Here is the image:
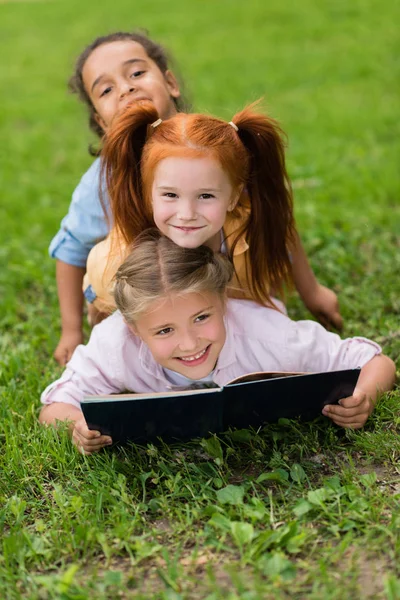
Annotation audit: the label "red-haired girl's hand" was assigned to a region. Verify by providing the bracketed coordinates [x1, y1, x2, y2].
[322, 388, 373, 429]
[72, 418, 113, 454]
[304, 284, 343, 331]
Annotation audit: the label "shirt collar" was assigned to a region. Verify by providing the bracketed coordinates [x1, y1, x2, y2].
[230, 235, 249, 256]
[223, 208, 249, 256]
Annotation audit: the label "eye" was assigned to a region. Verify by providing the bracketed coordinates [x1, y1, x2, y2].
[130, 69, 146, 78]
[199, 193, 215, 200]
[99, 86, 112, 98]
[162, 192, 178, 199]
[155, 327, 173, 336]
[195, 313, 210, 323]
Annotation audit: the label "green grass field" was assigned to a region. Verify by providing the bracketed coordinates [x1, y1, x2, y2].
[1, 0, 399, 598]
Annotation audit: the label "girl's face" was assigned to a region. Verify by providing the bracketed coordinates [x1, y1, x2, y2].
[82, 40, 181, 132]
[130, 291, 226, 380]
[151, 157, 240, 251]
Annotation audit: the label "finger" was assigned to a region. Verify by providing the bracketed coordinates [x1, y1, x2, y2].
[322, 404, 366, 418]
[317, 310, 343, 332]
[338, 395, 365, 408]
[316, 314, 332, 331]
[318, 311, 342, 332]
[73, 436, 112, 453]
[76, 433, 112, 447]
[73, 422, 112, 444]
[82, 441, 112, 453]
[75, 443, 100, 455]
[62, 347, 70, 365]
[330, 312, 343, 332]
[329, 416, 366, 429]
[78, 430, 104, 441]
[54, 349, 67, 366]
[323, 408, 369, 424]
[75, 424, 104, 440]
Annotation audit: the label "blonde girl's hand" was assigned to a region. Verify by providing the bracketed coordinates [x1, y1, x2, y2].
[322, 388, 373, 429]
[304, 284, 343, 332]
[72, 417, 113, 454]
[54, 329, 83, 366]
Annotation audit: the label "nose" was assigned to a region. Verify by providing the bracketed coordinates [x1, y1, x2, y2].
[177, 328, 198, 353]
[119, 81, 135, 99]
[177, 200, 197, 221]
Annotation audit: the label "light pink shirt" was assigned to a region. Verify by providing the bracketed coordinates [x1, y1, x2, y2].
[41, 300, 381, 409]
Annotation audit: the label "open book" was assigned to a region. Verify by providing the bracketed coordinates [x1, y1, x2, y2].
[81, 368, 360, 443]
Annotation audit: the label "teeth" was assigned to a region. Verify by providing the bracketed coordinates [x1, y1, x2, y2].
[179, 348, 207, 362]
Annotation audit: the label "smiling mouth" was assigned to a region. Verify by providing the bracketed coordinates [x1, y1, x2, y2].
[175, 345, 211, 365]
[172, 226, 206, 232]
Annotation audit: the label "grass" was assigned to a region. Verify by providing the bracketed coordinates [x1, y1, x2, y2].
[0, 0, 399, 597]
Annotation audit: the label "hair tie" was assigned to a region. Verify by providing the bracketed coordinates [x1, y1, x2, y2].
[229, 121, 238, 132]
[151, 118, 162, 128]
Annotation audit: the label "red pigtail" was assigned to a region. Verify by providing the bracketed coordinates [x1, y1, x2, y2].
[101, 101, 159, 245]
[232, 102, 296, 302]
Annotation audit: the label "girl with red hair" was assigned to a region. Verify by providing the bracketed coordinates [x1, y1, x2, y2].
[84, 100, 341, 326]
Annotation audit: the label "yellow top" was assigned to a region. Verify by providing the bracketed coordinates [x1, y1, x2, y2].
[84, 206, 263, 314]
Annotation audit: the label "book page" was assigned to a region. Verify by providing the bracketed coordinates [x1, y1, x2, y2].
[226, 371, 306, 386]
[83, 386, 222, 404]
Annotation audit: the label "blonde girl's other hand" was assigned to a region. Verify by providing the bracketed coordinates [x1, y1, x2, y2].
[72, 417, 113, 454]
[54, 330, 84, 366]
[305, 284, 343, 332]
[322, 388, 373, 429]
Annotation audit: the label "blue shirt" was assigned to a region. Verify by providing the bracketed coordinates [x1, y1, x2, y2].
[48, 158, 111, 268]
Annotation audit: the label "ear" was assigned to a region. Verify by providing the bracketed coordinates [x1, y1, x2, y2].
[94, 111, 108, 133]
[164, 70, 181, 99]
[228, 185, 244, 211]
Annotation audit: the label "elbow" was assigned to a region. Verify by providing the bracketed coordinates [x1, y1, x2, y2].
[375, 354, 397, 391]
[39, 404, 53, 425]
[384, 355, 397, 387]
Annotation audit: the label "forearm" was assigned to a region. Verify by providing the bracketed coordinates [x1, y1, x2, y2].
[40, 403, 110, 453]
[290, 231, 319, 300]
[289, 231, 343, 330]
[357, 355, 396, 406]
[56, 260, 86, 332]
[39, 402, 83, 432]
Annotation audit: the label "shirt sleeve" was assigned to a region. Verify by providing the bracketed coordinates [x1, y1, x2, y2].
[40, 322, 123, 408]
[48, 158, 111, 268]
[284, 319, 382, 373]
[84, 233, 126, 313]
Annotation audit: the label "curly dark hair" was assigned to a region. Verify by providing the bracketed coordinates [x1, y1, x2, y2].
[68, 30, 189, 152]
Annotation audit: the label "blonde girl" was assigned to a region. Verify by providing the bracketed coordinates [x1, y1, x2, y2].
[41, 232, 394, 455]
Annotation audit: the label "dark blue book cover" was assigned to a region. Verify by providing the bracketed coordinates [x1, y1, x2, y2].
[81, 369, 360, 443]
